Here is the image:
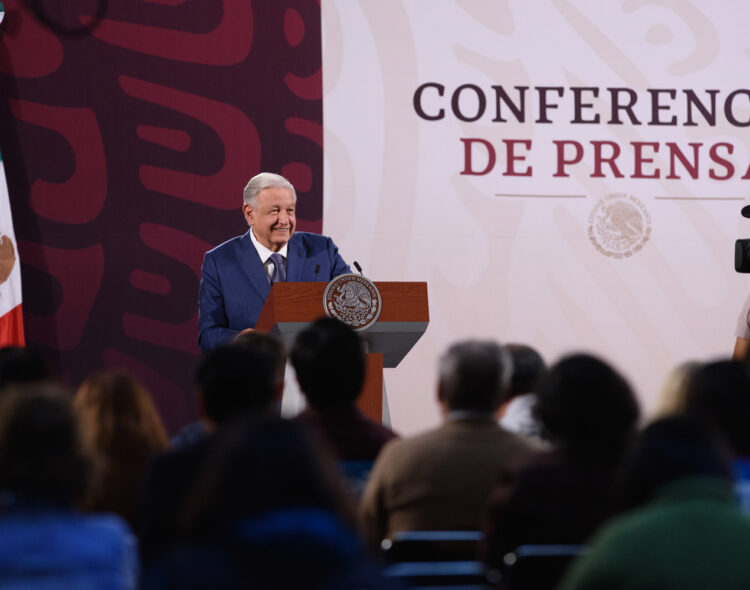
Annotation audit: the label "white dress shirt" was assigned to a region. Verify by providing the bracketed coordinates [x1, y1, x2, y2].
[249, 227, 289, 283]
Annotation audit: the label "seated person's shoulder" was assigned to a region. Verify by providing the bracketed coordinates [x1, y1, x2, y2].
[376, 426, 443, 460]
[498, 424, 545, 453]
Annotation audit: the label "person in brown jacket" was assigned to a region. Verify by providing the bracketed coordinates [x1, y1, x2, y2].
[359, 340, 535, 549]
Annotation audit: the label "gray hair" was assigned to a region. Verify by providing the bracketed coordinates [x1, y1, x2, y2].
[438, 340, 513, 412]
[242, 172, 297, 207]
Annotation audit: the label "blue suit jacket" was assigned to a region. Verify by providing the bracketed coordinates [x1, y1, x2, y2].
[198, 230, 351, 352]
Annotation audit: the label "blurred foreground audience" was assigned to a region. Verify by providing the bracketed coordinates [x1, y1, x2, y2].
[497, 343, 546, 441]
[143, 416, 401, 589]
[138, 344, 279, 564]
[233, 330, 287, 400]
[171, 332, 286, 447]
[359, 340, 535, 549]
[560, 416, 750, 590]
[682, 360, 750, 512]
[483, 353, 640, 575]
[74, 370, 168, 528]
[0, 383, 137, 589]
[0, 346, 53, 392]
[8, 336, 750, 590]
[291, 318, 397, 496]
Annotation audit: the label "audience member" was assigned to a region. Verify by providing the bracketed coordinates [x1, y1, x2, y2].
[0, 382, 137, 588]
[0, 346, 53, 392]
[291, 317, 397, 463]
[483, 353, 640, 576]
[559, 416, 750, 590]
[359, 340, 535, 549]
[497, 343, 546, 440]
[138, 345, 278, 564]
[682, 360, 750, 512]
[655, 359, 701, 417]
[171, 331, 287, 447]
[195, 342, 279, 425]
[233, 330, 287, 393]
[74, 369, 169, 527]
[143, 416, 400, 589]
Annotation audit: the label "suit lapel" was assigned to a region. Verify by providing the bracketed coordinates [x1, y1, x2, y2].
[286, 234, 305, 282]
[239, 231, 271, 300]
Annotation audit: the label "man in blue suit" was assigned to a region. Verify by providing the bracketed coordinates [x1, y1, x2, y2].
[198, 172, 351, 353]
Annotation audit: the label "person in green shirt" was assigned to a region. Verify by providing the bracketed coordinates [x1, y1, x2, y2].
[560, 416, 750, 590]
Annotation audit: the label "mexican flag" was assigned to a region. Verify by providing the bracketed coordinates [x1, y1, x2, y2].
[0, 149, 24, 347]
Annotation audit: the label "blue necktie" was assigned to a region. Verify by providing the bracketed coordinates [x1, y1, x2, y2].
[269, 252, 286, 283]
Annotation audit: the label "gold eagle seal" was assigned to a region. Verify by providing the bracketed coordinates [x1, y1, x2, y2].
[0, 234, 15, 286]
[323, 273, 382, 331]
[588, 194, 651, 259]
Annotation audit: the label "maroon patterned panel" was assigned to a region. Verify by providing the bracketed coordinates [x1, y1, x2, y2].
[9, 99, 108, 223]
[0, 0, 323, 432]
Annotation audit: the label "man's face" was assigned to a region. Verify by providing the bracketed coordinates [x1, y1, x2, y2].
[243, 187, 296, 252]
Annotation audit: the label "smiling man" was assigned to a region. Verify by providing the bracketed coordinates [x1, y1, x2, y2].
[198, 172, 351, 352]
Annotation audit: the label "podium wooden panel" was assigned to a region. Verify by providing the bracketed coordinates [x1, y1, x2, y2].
[255, 281, 429, 422]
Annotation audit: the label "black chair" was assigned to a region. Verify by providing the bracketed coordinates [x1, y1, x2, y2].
[494, 544, 588, 590]
[381, 530, 490, 589]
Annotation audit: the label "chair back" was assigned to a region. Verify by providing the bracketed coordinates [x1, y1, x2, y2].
[381, 530, 489, 589]
[496, 544, 588, 590]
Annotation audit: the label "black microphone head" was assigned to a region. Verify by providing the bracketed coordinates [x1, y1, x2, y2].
[353, 261, 363, 275]
[742, 205, 750, 218]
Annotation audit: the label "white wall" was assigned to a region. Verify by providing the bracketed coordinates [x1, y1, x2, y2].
[322, 1, 750, 434]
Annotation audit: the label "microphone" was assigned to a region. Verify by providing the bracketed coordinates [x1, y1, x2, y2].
[313, 264, 320, 282]
[353, 261, 364, 276]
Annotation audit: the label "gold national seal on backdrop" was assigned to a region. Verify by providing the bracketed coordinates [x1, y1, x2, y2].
[588, 193, 651, 259]
[0, 234, 15, 286]
[323, 273, 382, 331]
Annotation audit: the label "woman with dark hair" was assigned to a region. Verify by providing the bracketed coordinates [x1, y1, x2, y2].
[143, 416, 400, 589]
[0, 382, 137, 588]
[482, 353, 640, 584]
[74, 369, 168, 527]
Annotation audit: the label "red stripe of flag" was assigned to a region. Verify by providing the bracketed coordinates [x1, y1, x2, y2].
[0, 303, 25, 347]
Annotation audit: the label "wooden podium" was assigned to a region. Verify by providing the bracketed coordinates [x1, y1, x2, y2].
[255, 281, 429, 422]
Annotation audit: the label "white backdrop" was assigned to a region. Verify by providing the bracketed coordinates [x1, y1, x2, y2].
[321, 0, 750, 434]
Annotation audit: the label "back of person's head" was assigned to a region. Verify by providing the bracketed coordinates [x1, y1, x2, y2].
[180, 416, 353, 536]
[0, 382, 90, 506]
[195, 345, 276, 425]
[233, 331, 287, 387]
[74, 369, 168, 455]
[618, 416, 732, 508]
[683, 360, 750, 457]
[438, 340, 511, 413]
[505, 343, 546, 400]
[0, 346, 53, 392]
[290, 317, 365, 411]
[534, 353, 639, 464]
[150, 417, 386, 590]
